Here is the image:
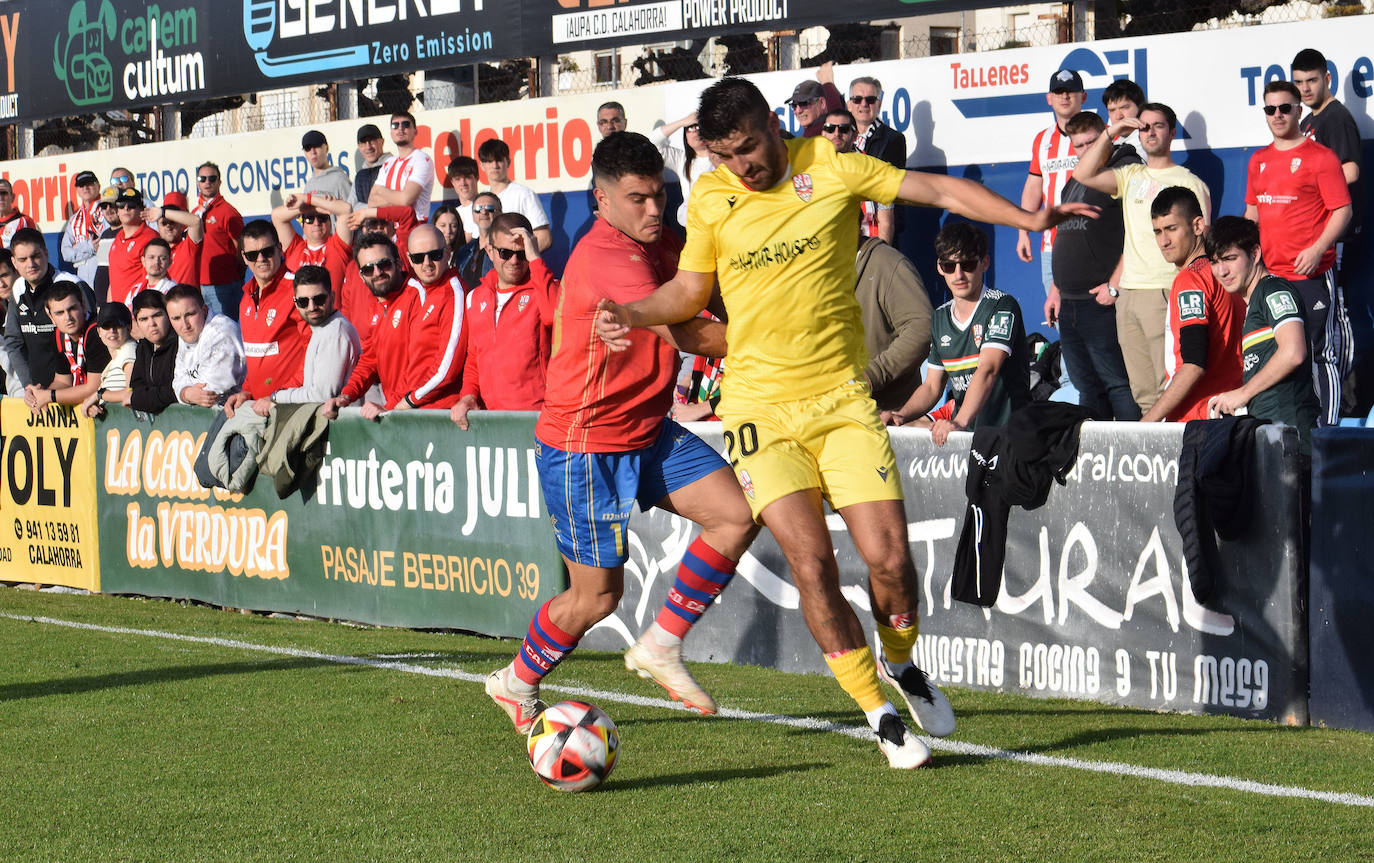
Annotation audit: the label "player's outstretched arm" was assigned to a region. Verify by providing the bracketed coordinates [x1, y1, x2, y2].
[896, 171, 1099, 234]
[658, 317, 727, 358]
[595, 269, 715, 351]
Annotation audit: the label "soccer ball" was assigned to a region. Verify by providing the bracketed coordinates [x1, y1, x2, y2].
[526, 701, 620, 792]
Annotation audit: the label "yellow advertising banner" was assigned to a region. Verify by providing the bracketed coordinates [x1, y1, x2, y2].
[0, 398, 99, 591]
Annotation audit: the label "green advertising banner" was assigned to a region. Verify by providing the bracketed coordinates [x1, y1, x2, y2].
[95, 405, 565, 636]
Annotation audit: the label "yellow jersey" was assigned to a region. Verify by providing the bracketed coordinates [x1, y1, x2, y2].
[679, 136, 905, 406]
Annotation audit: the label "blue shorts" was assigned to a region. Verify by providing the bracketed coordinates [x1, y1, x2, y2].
[536, 418, 726, 567]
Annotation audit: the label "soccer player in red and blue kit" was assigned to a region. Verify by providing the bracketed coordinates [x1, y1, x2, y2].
[485, 132, 758, 733]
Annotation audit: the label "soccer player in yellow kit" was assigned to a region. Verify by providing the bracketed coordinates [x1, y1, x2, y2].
[599, 78, 1094, 768]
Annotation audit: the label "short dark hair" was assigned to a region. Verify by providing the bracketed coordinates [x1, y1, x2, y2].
[131, 290, 168, 314]
[1264, 80, 1301, 101]
[934, 222, 988, 262]
[392, 110, 417, 125]
[825, 109, 857, 127]
[491, 212, 534, 237]
[238, 219, 276, 251]
[9, 227, 46, 255]
[44, 281, 85, 308]
[446, 156, 478, 179]
[1291, 48, 1328, 75]
[196, 161, 219, 176]
[164, 284, 205, 307]
[294, 265, 331, 292]
[477, 139, 510, 163]
[1102, 79, 1145, 110]
[1204, 216, 1262, 259]
[592, 131, 664, 187]
[1150, 186, 1204, 222]
[144, 237, 172, 255]
[597, 101, 625, 115]
[1139, 102, 1177, 132]
[354, 232, 398, 263]
[697, 77, 772, 142]
[0, 248, 11, 269]
[1065, 111, 1106, 136]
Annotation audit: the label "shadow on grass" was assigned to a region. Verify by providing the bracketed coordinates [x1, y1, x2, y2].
[623, 761, 829, 790]
[0, 657, 338, 701]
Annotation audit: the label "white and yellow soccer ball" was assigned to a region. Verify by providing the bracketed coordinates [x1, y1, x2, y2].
[526, 700, 620, 792]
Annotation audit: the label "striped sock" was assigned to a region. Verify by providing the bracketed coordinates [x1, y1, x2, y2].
[513, 600, 577, 686]
[876, 611, 919, 667]
[653, 538, 737, 641]
[824, 646, 888, 713]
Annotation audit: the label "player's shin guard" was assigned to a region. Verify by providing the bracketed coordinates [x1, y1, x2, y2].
[824, 646, 888, 713]
[513, 600, 577, 687]
[654, 537, 737, 640]
[876, 611, 919, 666]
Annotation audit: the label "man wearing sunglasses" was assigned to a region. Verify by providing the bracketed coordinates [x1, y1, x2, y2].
[886, 222, 1029, 439]
[248, 265, 360, 416]
[107, 189, 159, 308]
[455, 191, 500, 287]
[322, 234, 414, 419]
[785, 61, 842, 138]
[193, 161, 246, 322]
[272, 192, 356, 292]
[391, 224, 468, 414]
[222, 221, 311, 416]
[1245, 79, 1352, 426]
[368, 111, 434, 224]
[849, 76, 907, 244]
[0, 178, 36, 248]
[451, 216, 558, 430]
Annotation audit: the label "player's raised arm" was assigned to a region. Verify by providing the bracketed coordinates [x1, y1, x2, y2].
[896, 171, 1099, 234]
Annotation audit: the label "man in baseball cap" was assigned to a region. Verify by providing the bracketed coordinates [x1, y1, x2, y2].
[61, 171, 105, 285]
[786, 61, 843, 138]
[302, 130, 357, 207]
[354, 123, 389, 205]
[1016, 68, 1088, 299]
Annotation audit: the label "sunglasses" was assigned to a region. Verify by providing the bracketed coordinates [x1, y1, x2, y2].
[937, 258, 981, 274]
[1263, 103, 1298, 116]
[116, 202, 140, 210]
[849, 95, 879, 105]
[391, 120, 414, 129]
[823, 123, 854, 134]
[408, 248, 446, 265]
[111, 175, 133, 184]
[197, 174, 218, 182]
[791, 98, 818, 108]
[358, 258, 396, 276]
[299, 213, 327, 224]
[242, 246, 278, 262]
[494, 247, 526, 262]
[473, 204, 497, 214]
[294, 293, 330, 309]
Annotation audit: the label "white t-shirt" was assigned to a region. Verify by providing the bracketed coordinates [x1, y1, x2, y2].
[496, 183, 549, 230]
[379, 149, 436, 221]
[100, 340, 138, 391]
[457, 202, 476, 239]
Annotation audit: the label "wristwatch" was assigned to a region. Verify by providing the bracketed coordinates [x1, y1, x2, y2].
[1107, 285, 1120, 298]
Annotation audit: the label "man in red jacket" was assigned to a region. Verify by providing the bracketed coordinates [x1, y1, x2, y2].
[223, 220, 308, 414]
[107, 189, 158, 307]
[321, 233, 417, 419]
[397, 224, 468, 412]
[194, 162, 246, 321]
[450, 215, 559, 429]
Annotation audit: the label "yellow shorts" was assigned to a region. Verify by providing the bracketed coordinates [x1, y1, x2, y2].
[721, 379, 902, 520]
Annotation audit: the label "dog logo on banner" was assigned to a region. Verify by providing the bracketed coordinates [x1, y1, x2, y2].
[792, 173, 813, 202]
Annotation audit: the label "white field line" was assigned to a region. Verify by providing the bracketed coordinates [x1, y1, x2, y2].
[6, 612, 1373, 809]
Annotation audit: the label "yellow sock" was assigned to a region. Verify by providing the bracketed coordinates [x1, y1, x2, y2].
[824, 646, 887, 712]
[876, 613, 919, 665]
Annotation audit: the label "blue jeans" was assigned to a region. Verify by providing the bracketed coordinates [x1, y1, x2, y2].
[201, 281, 243, 322]
[1040, 249, 1054, 294]
[1058, 295, 1140, 421]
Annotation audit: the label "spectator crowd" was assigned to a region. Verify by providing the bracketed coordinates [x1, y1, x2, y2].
[0, 48, 1363, 455]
